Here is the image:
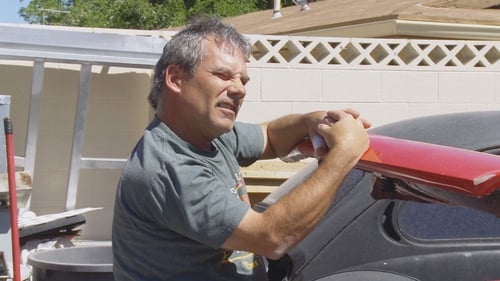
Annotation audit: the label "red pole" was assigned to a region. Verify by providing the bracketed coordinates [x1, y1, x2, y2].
[4, 118, 21, 281]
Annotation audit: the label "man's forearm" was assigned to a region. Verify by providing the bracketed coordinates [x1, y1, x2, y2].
[263, 113, 321, 159]
[224, 110, 370, 259]
[259, 144, 359, 258]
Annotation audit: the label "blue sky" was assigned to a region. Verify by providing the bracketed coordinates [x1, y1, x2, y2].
[0, 1, 31, 23]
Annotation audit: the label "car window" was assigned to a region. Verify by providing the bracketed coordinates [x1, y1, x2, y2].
[397, 201, 500, 240]
[329, 169, 366, 208]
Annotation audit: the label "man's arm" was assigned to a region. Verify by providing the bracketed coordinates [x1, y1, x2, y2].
[222, 109, 370, 259]
[259, 109, 370, 160]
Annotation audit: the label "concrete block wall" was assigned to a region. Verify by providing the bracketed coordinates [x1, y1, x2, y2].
[238, 68, 500, 127]
[238, 36, 500, 126]
[0, 29, 498, 240]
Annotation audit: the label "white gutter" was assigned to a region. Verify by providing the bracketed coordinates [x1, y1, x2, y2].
[395, 19, 500, 41]
[291, 19, 500, 41]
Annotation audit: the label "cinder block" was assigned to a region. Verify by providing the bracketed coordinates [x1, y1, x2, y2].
[409, 103, 467, 119]
[466, 104, 500, 112]
[289, 102, 410, 127]
[493, 73, 500, 103]
[439, 72, 495, 103]
[381, 71, 438, 102]
[322, 70, 381, 102]
[245, 68, 261, 102]
[261, 69, 322, 101]
[356, 103, 410, 127]
[238, 101, 292, 123]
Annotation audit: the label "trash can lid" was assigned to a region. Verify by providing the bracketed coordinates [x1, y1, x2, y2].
[27, 246, 112, 272]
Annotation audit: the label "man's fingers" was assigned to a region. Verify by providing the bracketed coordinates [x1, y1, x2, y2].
[325, 109, 371, 129]
[324, 110, 351, 122]
[359, 117, 372, 129]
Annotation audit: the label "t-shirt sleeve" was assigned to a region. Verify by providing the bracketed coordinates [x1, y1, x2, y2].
[222, 122, 265, 167]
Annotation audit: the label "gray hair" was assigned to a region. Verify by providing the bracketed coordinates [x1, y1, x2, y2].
[148, 16, 252, 109]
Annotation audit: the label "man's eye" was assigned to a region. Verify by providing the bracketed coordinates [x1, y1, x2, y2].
[214, 72, 229, 80]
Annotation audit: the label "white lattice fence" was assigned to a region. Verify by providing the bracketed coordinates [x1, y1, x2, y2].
[245, 35, 500, 70]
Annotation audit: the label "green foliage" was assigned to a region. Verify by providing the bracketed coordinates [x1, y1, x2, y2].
[18, 0, 302, 28]
[20, 0, 186, 28]
[19, 0, 71, 25]
[185, 0, 258, 20]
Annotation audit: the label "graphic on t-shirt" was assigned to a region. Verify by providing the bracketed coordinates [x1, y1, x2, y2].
[231, 171, 247, 199]
[229, 250, 264, 273]
[222, 171, 267, 277]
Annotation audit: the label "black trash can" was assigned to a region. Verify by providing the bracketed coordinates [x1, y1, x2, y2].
[27, 246, 113, 281]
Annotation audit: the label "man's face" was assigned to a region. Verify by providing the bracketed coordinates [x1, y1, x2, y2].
[180, 37, 249, 140]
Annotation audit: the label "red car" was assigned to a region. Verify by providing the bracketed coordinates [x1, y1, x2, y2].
[259, 110, 500, 281]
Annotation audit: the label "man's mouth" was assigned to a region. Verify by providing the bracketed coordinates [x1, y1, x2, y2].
[218, 102, 238, 115]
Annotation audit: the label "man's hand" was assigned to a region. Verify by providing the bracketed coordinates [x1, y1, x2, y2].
[310, 109, 371, 160]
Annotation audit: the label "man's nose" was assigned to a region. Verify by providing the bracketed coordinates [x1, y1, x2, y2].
[228, 79, 246, 97]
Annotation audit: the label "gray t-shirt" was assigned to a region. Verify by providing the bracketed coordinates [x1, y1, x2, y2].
[112, 117, 267, 281]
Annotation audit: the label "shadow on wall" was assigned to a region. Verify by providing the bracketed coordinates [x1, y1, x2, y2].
[0, 63, 153, 240]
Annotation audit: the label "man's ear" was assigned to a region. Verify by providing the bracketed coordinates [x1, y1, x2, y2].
[165, 64, 184, 94]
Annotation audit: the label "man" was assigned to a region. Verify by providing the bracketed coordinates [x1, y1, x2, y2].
[112, 16, 370, 281]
